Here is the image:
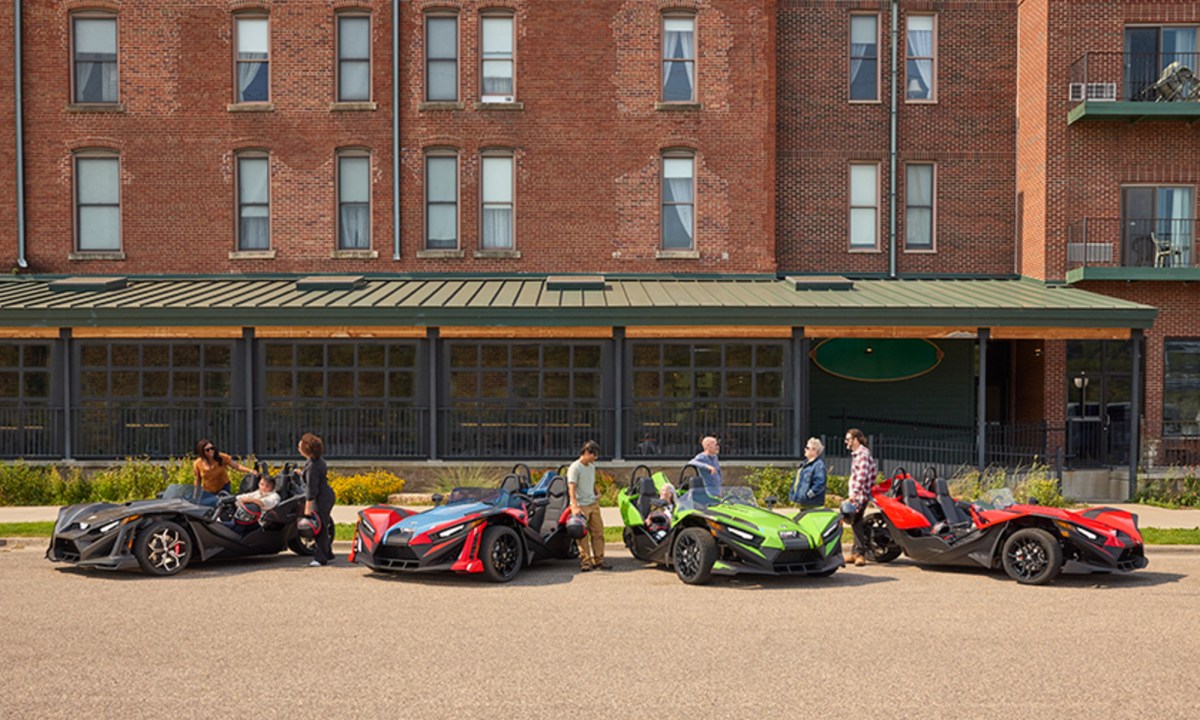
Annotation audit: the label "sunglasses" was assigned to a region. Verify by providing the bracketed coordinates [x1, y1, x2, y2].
[204, 446, 215, 452]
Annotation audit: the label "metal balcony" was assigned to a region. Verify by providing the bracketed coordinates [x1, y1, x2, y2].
[1067, 52, 1200, 124]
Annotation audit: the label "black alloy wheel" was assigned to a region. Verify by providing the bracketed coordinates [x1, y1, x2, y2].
[481, 525, 523, 583]
[673, 526, 717, 585]
[1001, 528, 1063, 585]
[864, 514, 902, 563]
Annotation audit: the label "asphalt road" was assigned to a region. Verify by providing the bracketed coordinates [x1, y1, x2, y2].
[1, 542, 1198, 720]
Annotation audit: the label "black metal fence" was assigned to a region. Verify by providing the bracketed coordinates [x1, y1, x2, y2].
[439, 405, 612, 459]
[1067, 217, 1198, 271]
[625, 405, 793, 458]
[0, 405, 63, 458]
[256, 405, 428, 459]
[1069, 51, 1200, 102]
[819, 422, 1050, 479]
[72, 406, 245, 459]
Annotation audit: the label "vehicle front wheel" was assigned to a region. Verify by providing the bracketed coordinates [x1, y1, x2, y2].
[288, 534, 316, 557]
[1001, 528, 1063, 585]
[481, 525, 523, 583]
[134, 520, 192, 576]
[863, 514, 902, 563]
[673, 527, 717, 585]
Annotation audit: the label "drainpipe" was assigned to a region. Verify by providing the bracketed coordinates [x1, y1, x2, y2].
[392, 0, 400, 261]
[15, 0, 28, 269]
[888, 0, 898, 278]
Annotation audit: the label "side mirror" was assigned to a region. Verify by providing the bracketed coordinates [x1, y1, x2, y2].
[765, 495, 778, 510]
[431, 493, 444, 507]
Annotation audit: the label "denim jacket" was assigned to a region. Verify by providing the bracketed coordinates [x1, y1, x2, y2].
[789, 457, 827, 507]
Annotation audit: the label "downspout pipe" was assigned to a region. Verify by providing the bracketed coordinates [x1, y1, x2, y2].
[15, 0, 28, 268]
[392, 0, 400, 261]
[888, 0, 898, 279]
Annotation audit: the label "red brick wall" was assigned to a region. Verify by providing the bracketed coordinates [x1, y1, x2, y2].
[777, 1, 1016, 276]
[1016, 0, 1048, 279]
[0, 3, 16, 268]
[19, 0, 776, 275]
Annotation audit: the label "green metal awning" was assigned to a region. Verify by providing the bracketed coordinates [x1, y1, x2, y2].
[0, 275, 1156, 330]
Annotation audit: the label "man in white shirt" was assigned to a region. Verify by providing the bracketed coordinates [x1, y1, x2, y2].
[567, 440, 608, 572]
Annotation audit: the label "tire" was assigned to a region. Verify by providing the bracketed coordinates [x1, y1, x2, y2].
[1001, 528, 1063, 585]
[863, 513, 902, 563]
[133, 520, 192, 576]
[480, 525, 524, 583]
[288, 534, 316, 557]
[673, 526, 717, 585]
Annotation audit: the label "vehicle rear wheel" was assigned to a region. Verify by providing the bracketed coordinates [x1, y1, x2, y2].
[673, 527, 717, 585]
[134, 520, 192, 576]
[288, 534, 316, 556]
[481, 525, 523, 583]
[863, 514, 902, 563]
[1001, 528, 1063, 585]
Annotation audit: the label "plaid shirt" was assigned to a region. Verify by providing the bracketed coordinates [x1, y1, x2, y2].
[848, 445, 877, 510]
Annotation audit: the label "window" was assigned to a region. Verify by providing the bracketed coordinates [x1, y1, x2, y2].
[235, 16, 269, 103]
[662, 15, 695, 102]
[426, 14, 458, 101]
[480, 15, 514, 102]
[1121, 186, 1194, 267]
[905, 164, 935, 250]
[237, 154, 270, 250]
[337, 152, 370, 250]
[1164, 340, 1200, 437]
[0, 343, 57, 458]
[425, 152, 458, 249]
[849, 163, 878, 249]
[481, 154, 514, 249]
[71, 14, 117, 103]
[849, 15, 878, 101]
[75, 153, 120, 252]
[1125, 26, 1198, 101]
[662, 155, 695, 250]
[905, 15, 936, 101]
[336, 14, 371, 102]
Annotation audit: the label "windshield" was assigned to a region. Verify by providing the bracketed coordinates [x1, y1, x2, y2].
[162, 484, 206, 503]
[676, 485, 757, 512]
[976, 488, 1016, 511]
[445, 486, 510, 506]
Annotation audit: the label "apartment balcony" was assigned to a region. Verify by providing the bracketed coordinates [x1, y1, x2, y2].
[1065, 218, 1200, 282]
[1067, 52, 1200, 124]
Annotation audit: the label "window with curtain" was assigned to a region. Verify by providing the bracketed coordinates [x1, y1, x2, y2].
[72, 15, 118, 103]
[849, 164, 878, 249]
[905, 164, 934, 249]
[237, 155, 270, 250]
[425, 153, 458, 249]
[337, 15, 370, 102]
[426, 15, 458, 101]
[1121, 186, 1194, 267]
[235, 17, 269, 103]
[662, 156, 695, 250]
[906, 15, 936, 101]
[481, 15, 514, 101]
[337, 154, 370, 250]
[481, 155, 514, 249]
[75, 155, 121, 251]
[850, 15, 878, 101]
[662, 16, 695, 102]
[1164, 340, 1200, 437]
[1124, 26, 1198, 101]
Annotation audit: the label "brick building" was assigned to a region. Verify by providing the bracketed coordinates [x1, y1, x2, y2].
[2, 1, 1190, 496]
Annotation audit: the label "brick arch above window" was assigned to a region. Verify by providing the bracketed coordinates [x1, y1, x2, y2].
[64, 2, 120, 13]
[67, 137, 124, 152]
[657, 2, 700, 15]
[230, 2, 271, 13]
[332, 1, 373, 11]
[417, 2, 463, 13]
[421, 138, 465, 150]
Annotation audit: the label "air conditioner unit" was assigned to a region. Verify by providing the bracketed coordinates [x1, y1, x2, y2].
[1068, 82, 1117, 102]
[481, 95, 515, 104]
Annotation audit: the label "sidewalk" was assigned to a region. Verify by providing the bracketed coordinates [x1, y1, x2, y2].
[5, 503, 1199, 528]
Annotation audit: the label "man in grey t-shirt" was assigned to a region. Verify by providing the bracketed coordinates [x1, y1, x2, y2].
[568, 440, 608, 571]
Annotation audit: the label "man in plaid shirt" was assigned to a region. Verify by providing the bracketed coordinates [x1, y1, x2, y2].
[844, 428, 877, 566]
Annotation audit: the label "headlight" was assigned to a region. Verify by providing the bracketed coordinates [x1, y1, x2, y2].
[821, 522, 841, 540]
[99, 520, 121, 533]
[436, 523, 468, 540]
[358, 518, 376, 538]
[725, 526, 755, 542]
[1076, 526, 1101, 542]
[779, 530, 799, 540]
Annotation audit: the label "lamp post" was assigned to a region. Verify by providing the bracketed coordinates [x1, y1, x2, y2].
[1073, 372, 1090, 417]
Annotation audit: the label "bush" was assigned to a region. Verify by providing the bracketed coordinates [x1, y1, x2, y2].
[825, 474, 849, 501]
[1135, 474, 1200, 508]
[329, 469, 406, 505]
[0, 461, 57, 505]
[433, 464, 495, 493]
[533, 465, 620, 506]
[948, 464, 1067, 507]
[744, 466, 796, 507]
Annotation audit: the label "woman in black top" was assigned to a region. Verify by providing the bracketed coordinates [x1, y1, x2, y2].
[297, 432, 336, 566]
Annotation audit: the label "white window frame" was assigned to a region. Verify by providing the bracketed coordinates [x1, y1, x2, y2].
[480, 151, 515, 250]
[233, 15, 271, 104]
[849, 14, 880, 103]
[905, 14, 937, 103]
[661, 152, 696, 250]
[849, 162, 880, 251]
[425, 150, 459, 250]
[904, 163, 936, 252]
[236, 152, 271, 251]
[336, 13, 372, 102]
[662, 13, 697, 103]
[70, 12, 119, 105]
[336, 150, 371, 251]
[74, 151, 122, 252]
[425, 13, 459, 102]
[480, 13, 516, 103]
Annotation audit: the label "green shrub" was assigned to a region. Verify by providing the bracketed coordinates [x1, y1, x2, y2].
[1135, 474, 1200, 508]
[826, 474, 849, 501]
[948, 464, 1067, 507]
[328, 469, 406, 505]
[0, 461, 57, 505]
[533, 465, 621, 506]
[434, 464, 496, 492]
[744, 465, 796, 507]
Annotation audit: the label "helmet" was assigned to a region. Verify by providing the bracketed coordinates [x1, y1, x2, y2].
[566, 513, 587, 540]
[645, 510, 671, 534]
[233, 503, 262, 526]
[297, 514, 323, 540]
[840, 500, 859, 518]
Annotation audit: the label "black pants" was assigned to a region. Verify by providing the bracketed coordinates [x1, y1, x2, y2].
[314, 502, 335, 564]
[850, 506, 869, 557]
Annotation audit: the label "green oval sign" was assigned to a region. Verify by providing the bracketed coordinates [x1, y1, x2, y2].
[811, 339, 944, 382]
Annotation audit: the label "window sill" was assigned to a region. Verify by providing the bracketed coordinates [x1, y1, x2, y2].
[905, 99, 938, 105]
[229, 250, 276, 260]
[655, 250, 700, 260]
[68, 251, 125, 261]
[419, 101, 465, 112]
[848, 247, 882, 254]
[331, 249, 379, 259]
[473, 101, 525, 111]
[330, 101, 378, 112]
[903, 247, 936, 254]
[227, 103, 275, 113]
[473, 249, 521, 259]
[654, 102, 702, 112]
[848, 100, 882, 105]
[416, 249, 465, 259]
[65, 103, 125, 114]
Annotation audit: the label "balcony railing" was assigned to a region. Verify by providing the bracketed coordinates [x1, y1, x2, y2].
[440, 404, 612, 459]
[0, 405, 64, 458]
[72, 405, 246, 459]
[257, 405, 428, 459]
[625, 405, 794, 459]
[1070, 51, 1200, 103]
[1067, 218, 1198, 273]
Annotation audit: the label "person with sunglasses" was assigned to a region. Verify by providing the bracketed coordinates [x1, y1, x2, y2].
[192, 438, 254, 506]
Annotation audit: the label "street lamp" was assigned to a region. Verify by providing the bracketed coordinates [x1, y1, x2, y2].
[1073, 372, 1090, 417]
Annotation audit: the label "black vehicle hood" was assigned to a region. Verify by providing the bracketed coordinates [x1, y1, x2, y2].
[56, 498, 204, 530]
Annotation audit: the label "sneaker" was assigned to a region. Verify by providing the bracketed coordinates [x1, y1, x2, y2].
[579, 564, 594, 573]
[309, 560, 322, 567]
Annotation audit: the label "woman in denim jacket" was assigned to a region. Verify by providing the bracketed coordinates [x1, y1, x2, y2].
[790, 437, 827, 508]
